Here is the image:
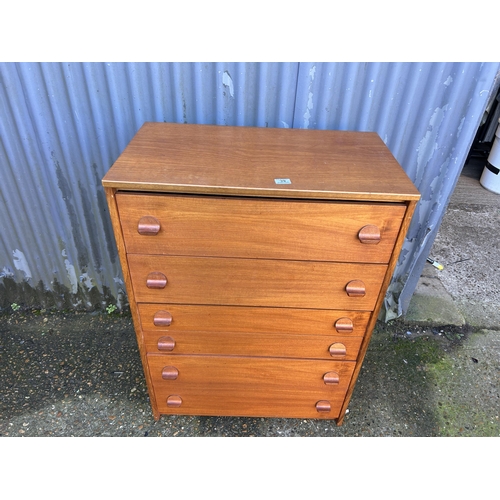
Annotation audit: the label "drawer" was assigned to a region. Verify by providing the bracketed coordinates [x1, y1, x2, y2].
[148, 355, 356, 419]
[116, 193, 406, 263]
[137, 304, 371, 336]
[143, 330, 363, 360]
[128, 255, 387, 310]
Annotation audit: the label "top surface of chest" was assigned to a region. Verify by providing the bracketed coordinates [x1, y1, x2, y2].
[102, 122, 420, 202]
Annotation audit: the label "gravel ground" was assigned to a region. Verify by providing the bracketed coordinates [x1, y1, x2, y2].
[1, 309, 499, 438]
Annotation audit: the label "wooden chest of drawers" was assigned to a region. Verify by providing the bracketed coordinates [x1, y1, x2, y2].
[102, 122, 420, 424]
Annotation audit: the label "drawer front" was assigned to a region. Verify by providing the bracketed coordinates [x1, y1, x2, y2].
[148, 355, 356, 419]
[143, 330, 363, 360]
[128, 255, 387, 310]
[138, 304, 371, 336]
[116, 193, 405, 263]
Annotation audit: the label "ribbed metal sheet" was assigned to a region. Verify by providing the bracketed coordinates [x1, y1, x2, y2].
[1, 62, 499, 316]
[0, 62, 300, 310]
[292, 62, 500, 318]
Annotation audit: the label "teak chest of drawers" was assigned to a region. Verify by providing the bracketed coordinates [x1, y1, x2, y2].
[102, 122, 420, 425]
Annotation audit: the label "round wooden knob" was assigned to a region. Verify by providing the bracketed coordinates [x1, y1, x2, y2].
[154, 310, 173, 327]
[329, 342, 347, 357]
[323, 371, 340, 385]
[345, 280, 366, 297]
[334, 317, 353, 333]
[137, 216, 161, 235]
[316, 400, 331, 412]
[162, 366, 179, 380]
[166, 395, 182, 408]
[147, 271, 167, 289]
[358, 224, 381, 244]
[157, 336, 175, 351]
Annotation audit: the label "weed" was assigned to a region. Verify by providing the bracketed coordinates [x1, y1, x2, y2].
[106, 304, 118, 315]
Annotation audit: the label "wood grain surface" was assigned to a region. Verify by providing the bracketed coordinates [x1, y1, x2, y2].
[148, 354, 355, 419]
[116, 193, 406, 263]
[128, 255, 387, 310]
[142, 329, 363, 360]
[137, 303, 371, 336]
[102, 123, 421, 422]
[103, 122, 420, 201]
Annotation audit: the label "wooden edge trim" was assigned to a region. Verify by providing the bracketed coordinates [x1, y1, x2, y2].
[102, 180, 421, 203]
[336, 199, 419, 426]
[104, 186, 161, 420]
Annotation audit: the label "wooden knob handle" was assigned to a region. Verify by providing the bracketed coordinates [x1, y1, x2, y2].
[162, 366, 179, 380]
[138, 216, 160, 235]
[346, 280, 366, 297]
[166, 395, 182, 408]
[334, 317, 353, 333]
[358, 224, 381, 244]
[154, 310, 173, 327]
[157, 336, 175, 351]
[329, 342, 347, 357]
[323, 371, 340, 385]
[147, 271, 167, 289]
[316, 400, 331, 412]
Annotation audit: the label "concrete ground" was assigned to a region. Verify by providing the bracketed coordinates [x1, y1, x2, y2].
[0, 158, 498, 438]
[405, 157, 500, 329]
[401, 157, 500, 438]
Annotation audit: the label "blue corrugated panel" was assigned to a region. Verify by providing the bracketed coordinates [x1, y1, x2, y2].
[0, 62, 300, 310]
[1, 61, 499, 316]
[292, 62, 500, 318]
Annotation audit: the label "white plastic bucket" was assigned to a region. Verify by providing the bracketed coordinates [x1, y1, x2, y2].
[480, 162, 500, 194]
[488, 118, 500, 167]
[480, 118, 500, 194]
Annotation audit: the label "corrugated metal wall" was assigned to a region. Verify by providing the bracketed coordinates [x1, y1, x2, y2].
[292, 62, 500, 318]
[1, 62, 499, 316]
